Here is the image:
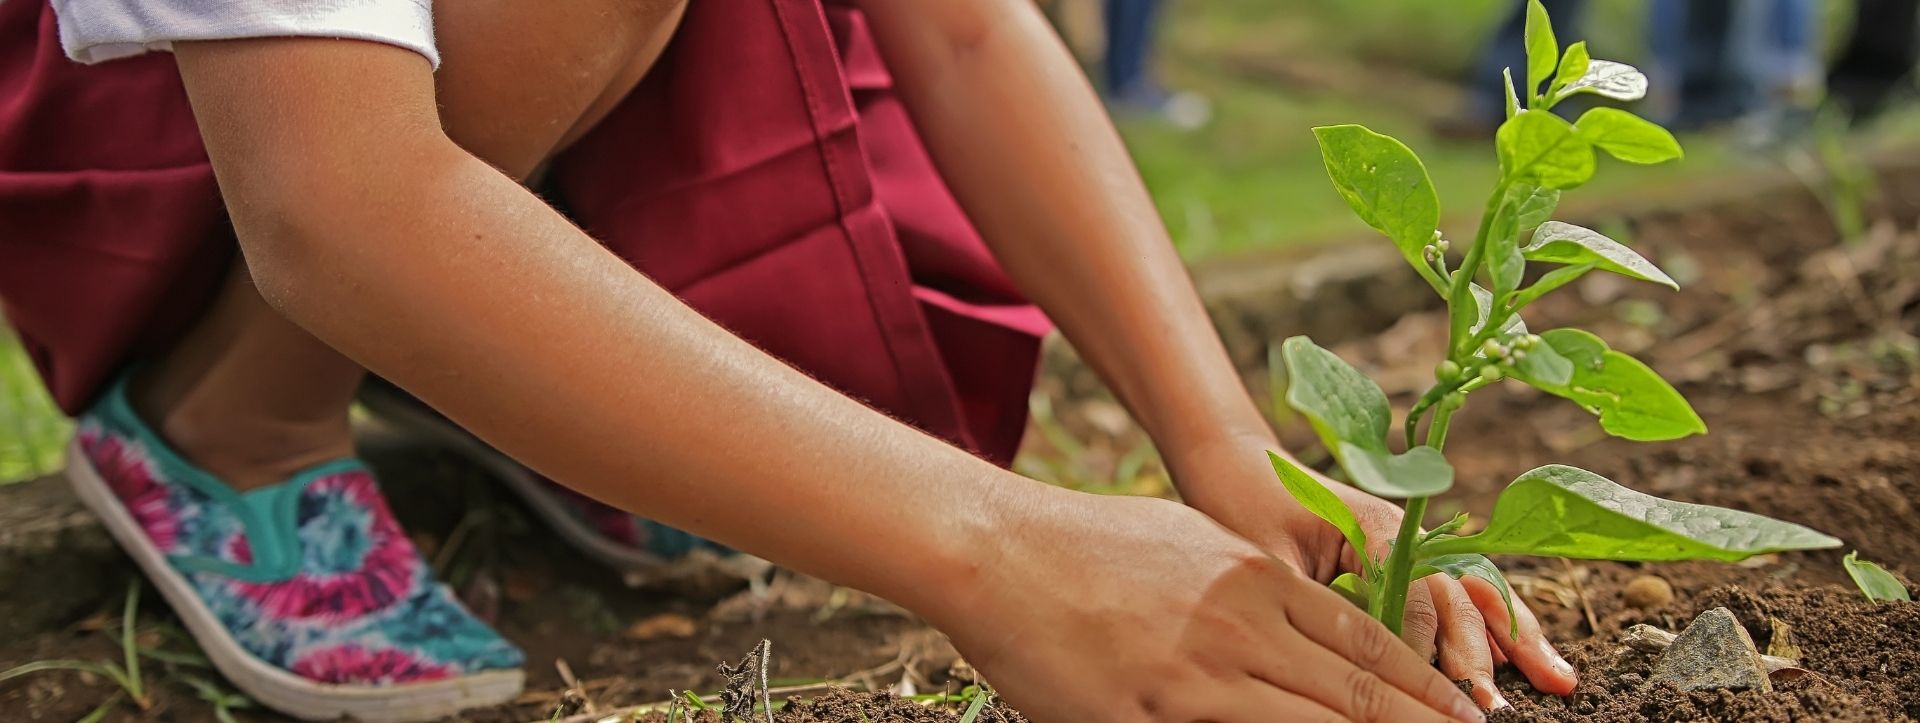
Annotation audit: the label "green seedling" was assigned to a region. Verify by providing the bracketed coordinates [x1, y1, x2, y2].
[1844, 551, 1910, 603]
[1274, 0, 1842, 638]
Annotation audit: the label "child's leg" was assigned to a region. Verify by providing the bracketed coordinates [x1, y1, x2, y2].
[126, 0, 688, 492]
[129, 262, 362, 491]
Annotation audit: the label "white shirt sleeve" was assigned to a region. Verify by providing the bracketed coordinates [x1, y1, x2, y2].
[51, 0, 439, 68]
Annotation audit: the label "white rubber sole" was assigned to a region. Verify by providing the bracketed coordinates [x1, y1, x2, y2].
[65, 438, 526, 723]
[358, 389, 759, 582]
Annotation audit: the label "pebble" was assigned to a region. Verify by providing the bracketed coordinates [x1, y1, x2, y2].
[1650, 607, 1773, 692]
[1624, 575, 1675, 609]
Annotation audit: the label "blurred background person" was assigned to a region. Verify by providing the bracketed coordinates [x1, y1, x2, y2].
[1047, 0, 1211, 129]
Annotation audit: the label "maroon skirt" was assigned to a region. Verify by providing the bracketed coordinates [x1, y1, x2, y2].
[0, 0, 1048, 465]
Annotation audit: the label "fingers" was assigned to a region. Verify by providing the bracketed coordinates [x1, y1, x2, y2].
[1401, 578, 1440, 663]
[1485, 629, 1509, 666]
[1205, 677, 1346, 723]
[1431, 577, 1509, 711]
[1256, 627, 1478, 722]
[1461, 575, 1578, 696]
[1282, 585, 1485, 722]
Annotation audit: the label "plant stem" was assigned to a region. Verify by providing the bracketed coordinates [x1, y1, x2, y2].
[1447, 180, 1512, 358]
[1427, 403, 1456, 451]
[1376, 495, 1429, 635]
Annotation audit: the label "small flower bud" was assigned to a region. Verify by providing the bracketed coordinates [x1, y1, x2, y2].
[1480, 338, 1507, 359]
[1479, 365, 1505, 382]
[1510, 349, 1528, 361]
[1434, 238, 1451, 253]
[1435, 360, 1463, 381]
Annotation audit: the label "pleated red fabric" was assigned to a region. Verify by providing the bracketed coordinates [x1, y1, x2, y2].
[0, 0, 1048, 465]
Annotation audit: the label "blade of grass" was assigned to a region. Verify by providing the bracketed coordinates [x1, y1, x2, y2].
[120, 580, 145, 704]
[0, 659, 118, 683]
[958, 687, 993, 723]
[74, 690, 125, 723]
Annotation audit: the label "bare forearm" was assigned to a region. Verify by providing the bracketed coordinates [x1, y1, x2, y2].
[856, 4, 1275, 496]
[177, 39, 1032, 622]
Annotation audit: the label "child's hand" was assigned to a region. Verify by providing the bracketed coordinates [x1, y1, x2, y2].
[927, 490, 1485, 723]
[1174, 445, 1579, 711]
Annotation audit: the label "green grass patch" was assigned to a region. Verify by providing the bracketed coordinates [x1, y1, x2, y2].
[0, 329, 68, 483]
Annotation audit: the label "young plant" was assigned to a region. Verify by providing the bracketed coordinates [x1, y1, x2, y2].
[1271, 0, 1842, 638]
[1843, 551, 1910, 603]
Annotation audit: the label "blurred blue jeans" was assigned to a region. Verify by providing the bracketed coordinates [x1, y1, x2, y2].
[1649, 0, 1820, 128]
[1104, 0, 1162, 101]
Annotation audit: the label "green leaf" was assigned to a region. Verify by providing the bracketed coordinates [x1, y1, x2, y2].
[1331, 572, 1373, 609]
[1844, 551, 1911, 602]
[1525, 221, 1678, 289]
[1523, 0, 1558, 99]
[1412, 553, 1519, 638]
[1312, 125, 1443, 286]
[1553, 59, 1649, 103]
[1502, 67, 1521, 119]
[1282, 336, 1391, 456]
[1508, 183, 1561, 232]
[1486, 210, 1528, 302]
[1268, 451, 1368, 556]
[1498, 111, 1595, 190]
[1504, 338, 1574, 386]
[1282, 337, 1454, 498]
[1512, 329, 1706, 441]
[1575, 108, 1684, 164]
[1468, 283, 1528, 337]
[1552, 41, 1592, 95]
[1508, 262, 1596, 311]
[1335, 442, 1454, 498]
[1484, 184, 1557, 301]
[1422, 465, 1842, 561]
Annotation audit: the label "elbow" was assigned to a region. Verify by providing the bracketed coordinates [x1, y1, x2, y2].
[218, 136, 465, 319]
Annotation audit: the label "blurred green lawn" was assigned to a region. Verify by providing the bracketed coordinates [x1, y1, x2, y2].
[0, 0, 1897, 482]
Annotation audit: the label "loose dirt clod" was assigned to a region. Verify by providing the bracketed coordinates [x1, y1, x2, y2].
[1649, 608, 1772, 693]
[1623, 575, 1675, 609]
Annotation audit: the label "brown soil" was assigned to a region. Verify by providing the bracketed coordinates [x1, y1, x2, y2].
[4, 163, 1918, 722]
[622, 689, 1025, 723]
[1432, 168, 1920, 720]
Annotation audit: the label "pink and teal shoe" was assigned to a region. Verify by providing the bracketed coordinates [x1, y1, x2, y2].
[359, 384, 762, 582]
[65, 377, 524, 722]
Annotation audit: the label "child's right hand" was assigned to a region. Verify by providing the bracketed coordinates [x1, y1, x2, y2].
[919, 489, 1484, 723]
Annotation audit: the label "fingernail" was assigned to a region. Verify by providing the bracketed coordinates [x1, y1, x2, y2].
[1541, 642, 1576, 677]
[1476, 679, 1513, 712]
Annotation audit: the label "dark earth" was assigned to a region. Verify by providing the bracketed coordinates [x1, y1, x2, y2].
[3, 159, 1918, 721]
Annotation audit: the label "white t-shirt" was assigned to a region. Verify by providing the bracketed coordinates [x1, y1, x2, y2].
[50, 0, 439, 67]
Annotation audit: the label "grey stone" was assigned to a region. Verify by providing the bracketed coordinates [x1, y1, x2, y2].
[1650, 607, 1774, 692]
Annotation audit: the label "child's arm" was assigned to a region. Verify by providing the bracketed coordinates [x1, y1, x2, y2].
[854, 0, 1575, 702]
[172, 37, 1476, 723]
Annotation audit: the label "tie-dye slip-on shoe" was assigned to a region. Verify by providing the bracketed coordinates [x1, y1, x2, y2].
[64, 377, 524, 722]
[359, 383, 766, 583]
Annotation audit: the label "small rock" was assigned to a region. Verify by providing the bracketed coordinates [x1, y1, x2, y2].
[1619, 672, 1645, 687]
[1650, 607, 1773, 692]
[1624, 575, 1675, 609]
